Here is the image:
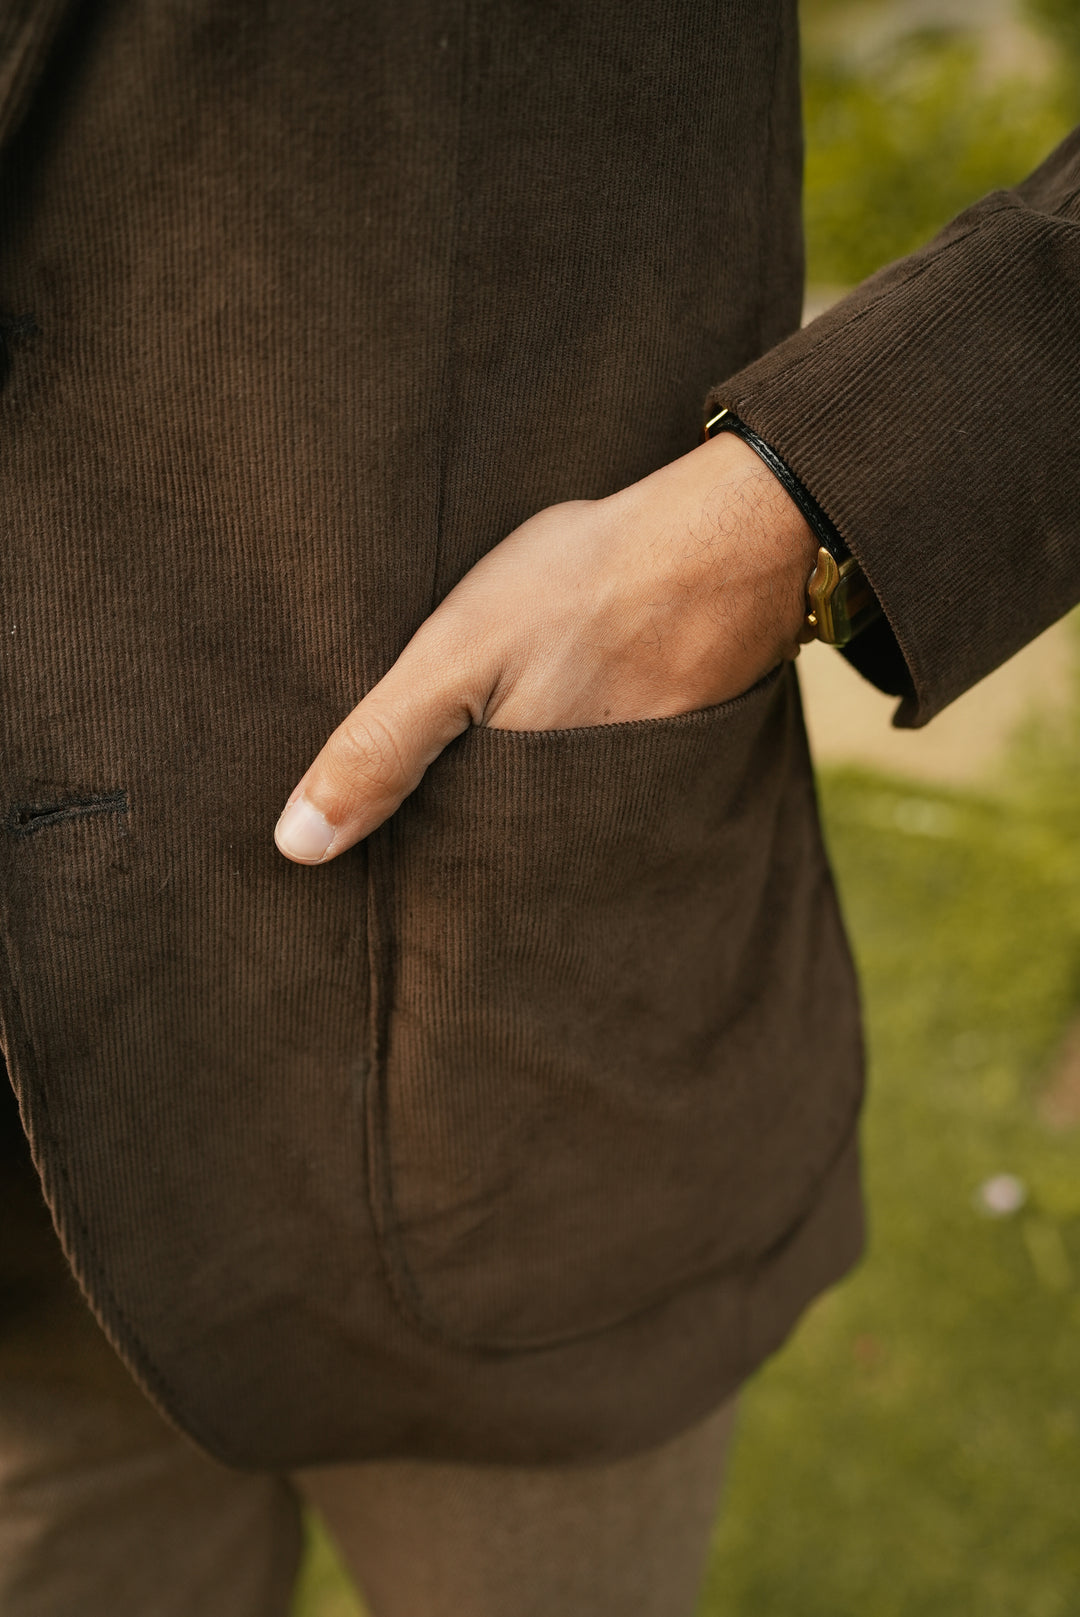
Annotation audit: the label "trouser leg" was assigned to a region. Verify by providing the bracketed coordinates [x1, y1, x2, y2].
[0, 1115, 303, 1617]
[1, 1082, 737, 1617]
[297, 1395, 737, 1617]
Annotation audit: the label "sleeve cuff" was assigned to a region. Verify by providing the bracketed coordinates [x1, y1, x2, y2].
[705, 187, 1080, 728]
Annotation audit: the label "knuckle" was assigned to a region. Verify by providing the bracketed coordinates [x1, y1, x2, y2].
[328, 709, 410, 802]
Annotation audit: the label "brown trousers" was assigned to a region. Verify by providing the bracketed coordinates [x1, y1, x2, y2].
[0, 1133, 735, 1617]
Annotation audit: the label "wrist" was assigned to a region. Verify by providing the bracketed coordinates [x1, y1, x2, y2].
[703, 408, 882, 647]
[693, 429, 820, 656]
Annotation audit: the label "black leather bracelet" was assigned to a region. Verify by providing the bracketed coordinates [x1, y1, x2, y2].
[703, 406, 882, 647]
[704, 407, 850, 562]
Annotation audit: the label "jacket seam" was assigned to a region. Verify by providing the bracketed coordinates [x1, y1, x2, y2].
[425, 0, 471, 617]
[751, 2, 788, 357]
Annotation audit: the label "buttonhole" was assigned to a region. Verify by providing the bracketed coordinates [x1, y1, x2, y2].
[6, 790, 129, 838]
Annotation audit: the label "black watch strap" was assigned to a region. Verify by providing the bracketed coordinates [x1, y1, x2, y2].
[703, 407, 882, 647]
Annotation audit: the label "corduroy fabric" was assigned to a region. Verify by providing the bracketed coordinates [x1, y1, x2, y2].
[370, 672, 861, 1352]
[708, 129, 1080, 726]
[0, 0, 873, 1470]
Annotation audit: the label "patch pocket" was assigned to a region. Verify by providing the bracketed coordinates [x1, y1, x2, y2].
[366, 665, 862, 1351]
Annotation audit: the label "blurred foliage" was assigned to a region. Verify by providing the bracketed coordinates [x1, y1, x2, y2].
[1026, 0, 1080, 109]
[802, 0, 1076, 284]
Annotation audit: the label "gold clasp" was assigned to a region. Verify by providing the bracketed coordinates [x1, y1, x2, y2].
[806, 547, 879, 647]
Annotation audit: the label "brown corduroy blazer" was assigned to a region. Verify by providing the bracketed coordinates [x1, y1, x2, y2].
[0, 0, 1077, 1469]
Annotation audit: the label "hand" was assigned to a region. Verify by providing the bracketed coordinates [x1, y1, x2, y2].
[274, 432, 818, 864]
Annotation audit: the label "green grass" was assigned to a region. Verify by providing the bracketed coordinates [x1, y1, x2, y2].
[293, 642, 1080, 1615]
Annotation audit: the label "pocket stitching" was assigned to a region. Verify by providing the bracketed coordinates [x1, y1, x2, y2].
[472, 663, 784, 745]
[363, 670, 861, 1354]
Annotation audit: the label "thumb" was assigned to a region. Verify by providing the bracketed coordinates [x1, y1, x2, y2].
[274, 635, 478, 864]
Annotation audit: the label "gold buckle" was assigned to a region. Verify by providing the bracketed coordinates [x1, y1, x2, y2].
[806, 547, 879, 647]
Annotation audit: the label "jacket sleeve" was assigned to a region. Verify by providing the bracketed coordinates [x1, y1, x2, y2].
[706, 125, 1080, 728]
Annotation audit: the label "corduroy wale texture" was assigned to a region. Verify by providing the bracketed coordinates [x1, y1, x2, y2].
[709, 128, 1080, 723]
[0, 0, 1070, 1471]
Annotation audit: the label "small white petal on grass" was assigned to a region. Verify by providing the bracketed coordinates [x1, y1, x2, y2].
[977, 1174, 1027, 1217]
[890, 797, 961, 838]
